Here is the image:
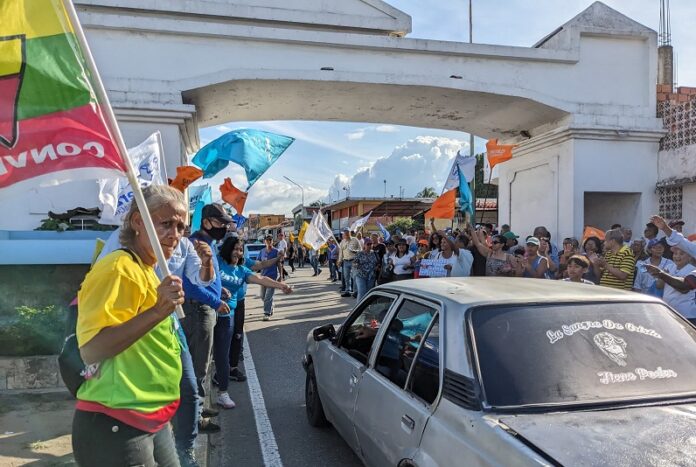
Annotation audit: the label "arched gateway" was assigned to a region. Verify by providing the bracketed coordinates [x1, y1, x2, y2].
[0, 0, 665, 247]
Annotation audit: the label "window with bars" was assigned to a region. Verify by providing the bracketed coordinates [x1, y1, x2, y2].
[657, 185, 683, 220]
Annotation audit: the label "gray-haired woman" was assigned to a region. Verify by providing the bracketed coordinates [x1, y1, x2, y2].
[72, 185, 187, 467]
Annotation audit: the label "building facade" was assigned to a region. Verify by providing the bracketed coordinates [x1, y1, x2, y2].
[656, 84, 696, 235]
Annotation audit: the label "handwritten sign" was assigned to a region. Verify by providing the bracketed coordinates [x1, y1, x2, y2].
[419, 259, 448, 278]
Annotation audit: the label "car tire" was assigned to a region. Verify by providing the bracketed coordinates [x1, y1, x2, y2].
[305, 363, 329, 427]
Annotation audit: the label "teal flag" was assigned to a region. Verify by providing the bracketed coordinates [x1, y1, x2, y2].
[190, 185, 212, 231]
[192, 129, 295, 189]
[458, 164, 475, 217]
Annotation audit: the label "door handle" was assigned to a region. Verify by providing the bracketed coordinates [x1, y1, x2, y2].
[401, 414, 415, 431]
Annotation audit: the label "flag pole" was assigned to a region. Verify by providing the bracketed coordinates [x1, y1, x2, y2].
[63, 0, 184, 318]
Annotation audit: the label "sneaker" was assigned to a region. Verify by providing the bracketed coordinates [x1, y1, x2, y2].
[178, 448, 199, 467]
[263, 315, 271, 321]
[202, 407, 219, 418]
[341, 292, 351, 297]
[217, 392, 236, 409]
[230, 367, 247, 382]
[198, 417, 221, 434]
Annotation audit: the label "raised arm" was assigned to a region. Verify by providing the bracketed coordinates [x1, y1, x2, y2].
[469, 227, 491, 257]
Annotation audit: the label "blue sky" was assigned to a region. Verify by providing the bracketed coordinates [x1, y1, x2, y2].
[198, 0, 695, 216]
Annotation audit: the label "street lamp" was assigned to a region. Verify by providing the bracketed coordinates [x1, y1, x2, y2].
[342, 186, 350, 199]
[283, 175, 305, 216]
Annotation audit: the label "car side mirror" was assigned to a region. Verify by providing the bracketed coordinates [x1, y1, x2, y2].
[313, 324, 336, 342]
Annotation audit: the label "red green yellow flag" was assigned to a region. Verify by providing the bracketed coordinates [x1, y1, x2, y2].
[0, 0, 126, 197]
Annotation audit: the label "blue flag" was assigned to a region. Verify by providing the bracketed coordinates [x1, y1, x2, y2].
[458, 163, 475, 217]
[190, 185, 212, 231]
[192, 129, 295, 189]
[232, 213, 247, 230]
[377, 221, 391, 241]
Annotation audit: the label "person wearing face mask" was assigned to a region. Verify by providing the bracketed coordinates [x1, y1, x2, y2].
[180, 203, 233, 427]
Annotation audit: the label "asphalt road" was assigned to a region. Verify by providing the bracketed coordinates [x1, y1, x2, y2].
[210, 265, 364, 467]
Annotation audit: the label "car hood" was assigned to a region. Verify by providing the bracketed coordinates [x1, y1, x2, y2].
[497, 403, 696, 466]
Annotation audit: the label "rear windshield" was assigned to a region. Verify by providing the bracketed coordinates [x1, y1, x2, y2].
[246, 244, 264, 252]
[470, 302, 696, 409]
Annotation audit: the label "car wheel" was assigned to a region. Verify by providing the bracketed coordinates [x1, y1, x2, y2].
[305, 363, 329, 427]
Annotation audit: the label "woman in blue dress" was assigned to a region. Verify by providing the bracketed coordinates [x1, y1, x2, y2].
[213, 236, 292, 409]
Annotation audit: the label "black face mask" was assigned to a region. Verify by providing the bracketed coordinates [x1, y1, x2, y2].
[205, 225, 228, 240]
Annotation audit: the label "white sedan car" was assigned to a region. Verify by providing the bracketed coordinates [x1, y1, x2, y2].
[303, 277, 696, 467]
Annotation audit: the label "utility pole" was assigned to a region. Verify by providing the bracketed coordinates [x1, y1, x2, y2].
[283, 175, 305, 218]
[383, 179, 387, 198]
[468, 0, 475, 228]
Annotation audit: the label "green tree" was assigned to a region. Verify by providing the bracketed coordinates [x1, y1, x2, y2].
[415, 187, 437, 198]
[475, 153, 498, 199]
[386, 217, 421, 235]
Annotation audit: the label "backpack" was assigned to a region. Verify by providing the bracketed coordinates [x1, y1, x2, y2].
[58, 248, 137, 397]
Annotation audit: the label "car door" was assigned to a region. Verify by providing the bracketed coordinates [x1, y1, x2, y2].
[313, 292, 398, 453]
[353, 297, 441, 467]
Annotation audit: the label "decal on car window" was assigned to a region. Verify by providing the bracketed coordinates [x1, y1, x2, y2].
[546, 320, 662, 345]
[598, 367, 678, 385]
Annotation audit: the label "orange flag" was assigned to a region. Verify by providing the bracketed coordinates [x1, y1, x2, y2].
[582, 226, 606, 244]
[486, 139, 515, 170]
[170, 166, 203, 192]
[424, 189, 456, 220]
[220, 178, 248, 214]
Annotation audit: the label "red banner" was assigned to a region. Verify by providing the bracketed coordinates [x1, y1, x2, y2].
[0, 104, 125, 190]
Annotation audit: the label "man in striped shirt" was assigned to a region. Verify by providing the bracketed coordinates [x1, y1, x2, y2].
[596, 228, 636, 290]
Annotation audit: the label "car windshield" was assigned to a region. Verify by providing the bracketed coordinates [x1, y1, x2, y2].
[246, 244, 264, 252]
[470, 302, 696, 409]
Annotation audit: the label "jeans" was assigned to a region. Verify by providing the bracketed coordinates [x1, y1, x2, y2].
[213, 314, 233, 392]
[172, 348, 198, 453]
[229, 299, 246, 368]
[328, 258, 338, 280]
[355, 274, 375, 302]
[180, 301, 216, 403]
[260, 285, 276, 316]
[310, 256, 320, 275]
[341, 260, 354, 293]
[72, 410, 180, 467]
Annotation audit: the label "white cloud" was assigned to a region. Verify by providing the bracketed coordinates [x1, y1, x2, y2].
[337, 136, 468, 199]
[346, 129, 366, 140]
[375, 125, 399, 133]
[217, 125, 233, 133]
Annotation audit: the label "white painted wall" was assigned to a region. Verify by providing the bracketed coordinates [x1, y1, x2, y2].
[682, 183, 696, 235]
[573, 138, 659, 237]
[658, 143, 696, 182]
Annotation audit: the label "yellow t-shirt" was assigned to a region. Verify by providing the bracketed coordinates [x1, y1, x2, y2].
[76, 250, 181, 414]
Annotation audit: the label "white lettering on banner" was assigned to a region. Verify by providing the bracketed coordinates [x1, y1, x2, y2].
[546, 320, 662, 344]
[30, 145, 58, 164]
[598, 367, 678, 384]
[57, 143, 81, 157]
[0, 142, 107, 175]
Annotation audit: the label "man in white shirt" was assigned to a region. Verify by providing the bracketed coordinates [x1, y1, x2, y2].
[275, 232, 289, 280]
[647, 246, 696, 323]
[651, 215, 696, 258]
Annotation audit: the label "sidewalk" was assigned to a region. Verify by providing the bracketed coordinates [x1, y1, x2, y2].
[0, 388, 209, 466]
[0, 390, 76, 466]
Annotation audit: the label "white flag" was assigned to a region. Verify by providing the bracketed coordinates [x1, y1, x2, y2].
[98, 132, 164, 225]
[349, 212, 372, 232]
[304, 211, 333, 250]
[442, 150, 476, 193]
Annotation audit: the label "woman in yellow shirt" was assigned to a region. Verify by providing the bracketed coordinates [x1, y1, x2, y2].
[73, 185, 187, 467]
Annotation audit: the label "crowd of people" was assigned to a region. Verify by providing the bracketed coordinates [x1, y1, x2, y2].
[320, 216, 696, 324]
[71, 185, 696, 467]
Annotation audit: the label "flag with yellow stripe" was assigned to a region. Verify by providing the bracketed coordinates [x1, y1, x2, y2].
[0, 0, 126, 197]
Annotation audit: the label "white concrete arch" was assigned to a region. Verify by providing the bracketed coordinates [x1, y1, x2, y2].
[0, 0, 667, 249]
